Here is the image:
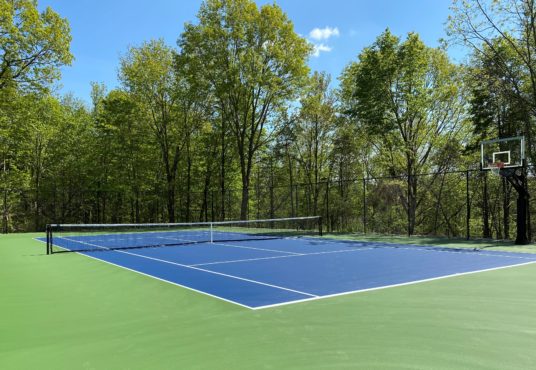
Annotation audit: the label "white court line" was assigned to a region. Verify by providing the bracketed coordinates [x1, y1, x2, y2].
[250, 259, 536, 310]
[295, 237, 536, 261]
[193, 237, 536, 263]
[34, 237, 254, 309]
[190, 247, 376, 266]
[60, 237, 318, 299]
[38, 236, 536, 310]
[156, 236, 303, 255]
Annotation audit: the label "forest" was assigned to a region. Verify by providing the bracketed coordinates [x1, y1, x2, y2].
[2, 0, 536, 241]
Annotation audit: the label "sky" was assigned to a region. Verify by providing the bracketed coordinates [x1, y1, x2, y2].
[38, 0, 464, 104]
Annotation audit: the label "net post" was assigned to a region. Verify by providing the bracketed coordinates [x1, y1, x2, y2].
[318, 216, 323, 237]
[46, 224, 50, 255]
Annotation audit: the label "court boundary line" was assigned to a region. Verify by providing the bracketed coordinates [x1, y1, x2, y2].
[36, 237, 536, 310]
[250, 259, 536, 310]
[58, 237, 319, 299]
[190, 247, 375, 266]
[32, 237, 257, 309]
[156, 236, 302, 255]
[294, 237, 536, 260]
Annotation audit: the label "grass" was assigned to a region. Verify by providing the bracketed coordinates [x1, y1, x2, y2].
[1, 233, 536, 369]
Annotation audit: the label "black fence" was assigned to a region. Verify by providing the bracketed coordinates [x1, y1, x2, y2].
[2, 167, 535, 242]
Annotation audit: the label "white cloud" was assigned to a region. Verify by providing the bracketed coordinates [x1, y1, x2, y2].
[309, 27, 340, 41]
[312, 43, 332, 57]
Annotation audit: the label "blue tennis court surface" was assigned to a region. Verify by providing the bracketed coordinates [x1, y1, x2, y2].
[41, 233, 536, 309]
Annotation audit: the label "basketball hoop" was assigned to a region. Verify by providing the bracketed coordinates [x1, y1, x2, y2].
[490, 161, 505, 176]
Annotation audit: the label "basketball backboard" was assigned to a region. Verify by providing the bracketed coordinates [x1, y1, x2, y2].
[480, 136, 525, 170]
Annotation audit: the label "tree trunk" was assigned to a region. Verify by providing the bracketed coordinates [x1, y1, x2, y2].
[167, 175, 176, 223]
[239, 147, 253, 221]
[135, 191, 140, 223]
[240, 182, 249, 220]
[220, 121, 226, 221]
[201, 165, 211, 222]
[186, 154, 192, 223]
[407, 160, 417, 236]
[287, 150, 295, 217]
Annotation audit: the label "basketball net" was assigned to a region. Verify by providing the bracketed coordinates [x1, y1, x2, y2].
[491, 161, 505, 176]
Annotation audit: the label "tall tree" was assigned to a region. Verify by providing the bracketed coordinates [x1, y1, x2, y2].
[119, 40, 185, 222]
[0, 0, 72, 91]
[98, 89, 158, 223]
[341, 30, 466, 235]
[294, 72, 337, 216]
[448, 0, 536, 161]
[179, 0, 311, 219]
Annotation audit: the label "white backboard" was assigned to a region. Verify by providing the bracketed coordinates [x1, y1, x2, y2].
[481, 136, 525, 170]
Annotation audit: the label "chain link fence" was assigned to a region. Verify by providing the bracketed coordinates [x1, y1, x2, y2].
[3, 168, 535, 242]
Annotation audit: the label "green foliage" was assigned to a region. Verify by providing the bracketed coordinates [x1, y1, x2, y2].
[341, 29, 467, 176]
[179, 0, 311, 219]
[340, 29, 467, 234]
[467, 37, 530, 149]
[0, 0, 73, 91]
[2, 0, 533, 243]
[448, 0, 536, 162]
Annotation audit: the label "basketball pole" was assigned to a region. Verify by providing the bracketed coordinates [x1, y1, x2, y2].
[481, 137, 529, 245]
[502, 160, 530, 245]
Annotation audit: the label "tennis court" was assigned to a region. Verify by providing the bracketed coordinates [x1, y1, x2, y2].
[40, 219, 536, 309]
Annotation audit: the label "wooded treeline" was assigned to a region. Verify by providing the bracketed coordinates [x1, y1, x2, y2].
[2, 0, 536, 240]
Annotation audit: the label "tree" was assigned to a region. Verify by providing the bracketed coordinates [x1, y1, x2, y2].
[179, 0, 311, 219]
[294, 72, 337, 216]
[448, 0, 536, 161]
[341, 30, 466, 235]
[0, 0, 72, 91]
[119, 40, 187, 222]
[466, 40, 531, 238]
[97, 89, 158, 223]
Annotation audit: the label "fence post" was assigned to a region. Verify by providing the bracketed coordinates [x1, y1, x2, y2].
[466, 170, 470, 240]
[211, 190, 215, 222]
[325, 182, 330, 232]
[2, 189, 7, 234]
[407, 174, 411, 237]
[362, 177, 367, 234]
[295, 184, 299, 216]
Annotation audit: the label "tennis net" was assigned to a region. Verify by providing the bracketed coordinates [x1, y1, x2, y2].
[46, 216, 322, 254]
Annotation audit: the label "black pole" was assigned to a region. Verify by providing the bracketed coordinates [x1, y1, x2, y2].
[295, 184, 299, 216]
[502, 166, 529, 245]
[46, 224, 50, 255]
[362, 178, 367, 234]
[516, 194, 529, 245]
[466, 170, 470, 240]
[407, 174, 411, 237]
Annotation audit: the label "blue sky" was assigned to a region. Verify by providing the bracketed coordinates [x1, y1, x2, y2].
[39, 0, 464, 104]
